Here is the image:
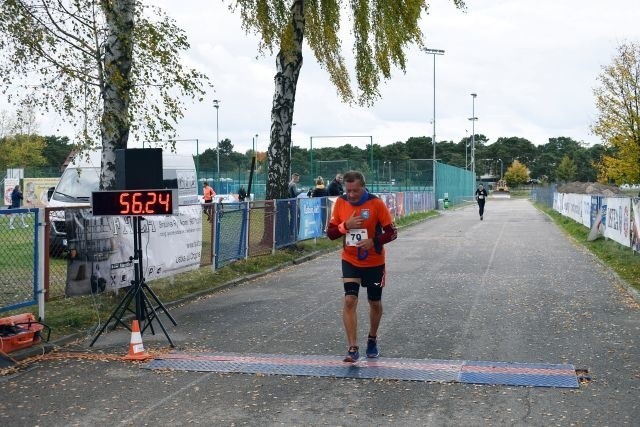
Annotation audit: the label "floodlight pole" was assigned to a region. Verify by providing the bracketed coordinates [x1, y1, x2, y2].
[469, 93, 478, 189]
[423, 48, 444, 198]
[213, 99, 221, 178]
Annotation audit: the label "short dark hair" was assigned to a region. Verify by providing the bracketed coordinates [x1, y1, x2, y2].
[343, 171, 366, 187]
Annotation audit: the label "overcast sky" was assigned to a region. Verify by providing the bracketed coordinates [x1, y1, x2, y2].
[29, 1, 640, 155]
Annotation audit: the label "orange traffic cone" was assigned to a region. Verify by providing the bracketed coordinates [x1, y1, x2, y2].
[124, 319, 152, 361]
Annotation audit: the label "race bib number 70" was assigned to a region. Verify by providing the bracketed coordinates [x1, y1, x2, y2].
[346, 228, 369, 246]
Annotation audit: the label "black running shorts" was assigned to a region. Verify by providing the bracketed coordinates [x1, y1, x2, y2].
[341, 259, 385, 301]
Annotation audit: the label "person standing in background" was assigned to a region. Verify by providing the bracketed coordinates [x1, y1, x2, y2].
[8, 184, 28, 229]
[310, 176, 329, 198]
[202, 181, 216, 221]
[328, 173, 344, 196]
[288, 173, 303, 198]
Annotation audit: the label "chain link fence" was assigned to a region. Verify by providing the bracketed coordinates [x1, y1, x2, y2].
[0, 209, 38, 312]
[530, 184, 557, 208]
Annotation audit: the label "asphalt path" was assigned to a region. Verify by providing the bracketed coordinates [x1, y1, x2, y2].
[1, 198, 638, 426]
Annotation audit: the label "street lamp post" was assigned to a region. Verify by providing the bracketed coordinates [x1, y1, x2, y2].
[497, 158, 504, 179]
[469, 93, 478, 189]
[423, 47, 444, 198]
[213, 99, 221, 178]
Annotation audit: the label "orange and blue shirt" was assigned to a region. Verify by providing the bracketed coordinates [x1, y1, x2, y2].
[328, 193, 396, 267]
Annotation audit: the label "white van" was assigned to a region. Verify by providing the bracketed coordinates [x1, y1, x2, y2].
[48, 149, 198, 254]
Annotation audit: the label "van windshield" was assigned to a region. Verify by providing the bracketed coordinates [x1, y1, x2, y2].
[52, 167, 100, 202]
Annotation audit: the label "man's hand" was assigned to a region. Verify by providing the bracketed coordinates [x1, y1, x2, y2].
[355, 238, 374, 250]
[345, 210, 363, 229]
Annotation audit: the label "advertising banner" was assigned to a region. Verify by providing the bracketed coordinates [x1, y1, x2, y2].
[3, 178, 19, 206]
[604, 197, 631, 248]
[562, 193, 583, 223]
[632, 198, 640, 252]
[581, 195, 592, 227]
[588, 205, 607, 241]
[23, 177, 60, 208]
[590, 196, 603, 228]
[65, 205, 202, 296]
[553, 192, 563, 213]
[297, 197, 323, 240]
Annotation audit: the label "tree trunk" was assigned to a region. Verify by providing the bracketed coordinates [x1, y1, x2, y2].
[266, 0, 305, 200]
[99, 0, 135, 190]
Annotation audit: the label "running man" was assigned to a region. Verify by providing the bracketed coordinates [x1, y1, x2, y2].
[475, 183, 488, 220]
[327, 171, 398, 362]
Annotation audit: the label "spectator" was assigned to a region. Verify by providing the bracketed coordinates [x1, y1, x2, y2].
[309, 176, 329, 198]
[238, 186, 247, 202]
[202, 181, 216, 221]
[288, 173, 303, 198]
[328, 173, 344, 196]
[8, 184, 28, 229]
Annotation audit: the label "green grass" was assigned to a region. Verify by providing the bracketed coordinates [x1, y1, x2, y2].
[536, 204, 640, 293]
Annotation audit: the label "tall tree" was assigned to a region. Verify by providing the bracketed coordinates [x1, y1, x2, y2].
[0, 134, 47, 169]
[503, 159, 529, 187]
[556, 155, 577, 182]
[0, 0, 210, 189]
[233, 0, 466, 199]
[592, 41, 640, 185]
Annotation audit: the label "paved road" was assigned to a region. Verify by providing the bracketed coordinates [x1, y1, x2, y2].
[1, 199, 638, 426]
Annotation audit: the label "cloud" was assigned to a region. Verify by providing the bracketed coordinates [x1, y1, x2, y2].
[4, 0, 640, 157]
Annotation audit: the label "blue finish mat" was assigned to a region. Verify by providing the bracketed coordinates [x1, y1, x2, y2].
[144, 352, 579, 388]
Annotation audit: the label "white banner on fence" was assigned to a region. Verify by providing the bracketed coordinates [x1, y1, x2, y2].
[581, 195, 592, 227]
[562, 193, 583, 224]
[604, 197, 631, 248]
[632, 198, 640, 252]
[553, 192, 563, 213]
[65, 205, 202, 296]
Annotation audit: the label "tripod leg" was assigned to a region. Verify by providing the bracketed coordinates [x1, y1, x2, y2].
[139, 290, 157, 336]
[143, 283, 178, 326]
[140, 287, 174, 347]
[89, 284, 136, 347]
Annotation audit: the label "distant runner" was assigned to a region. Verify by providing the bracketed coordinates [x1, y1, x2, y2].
[475, 183, 488, 220]
[327, 171, 398, 362]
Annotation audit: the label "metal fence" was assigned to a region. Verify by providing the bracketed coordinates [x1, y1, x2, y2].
[530, 184, 557, 208]
[0, 208, 39, 312]
[197, 158, 474, 200]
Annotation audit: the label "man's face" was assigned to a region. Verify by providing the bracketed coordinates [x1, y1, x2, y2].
[293, 175, 299, 183]
[345, 180, 365, 203]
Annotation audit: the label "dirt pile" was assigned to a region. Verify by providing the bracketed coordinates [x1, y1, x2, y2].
[556, 182, 623, 197]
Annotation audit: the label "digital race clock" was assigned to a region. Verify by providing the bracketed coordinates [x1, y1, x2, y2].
[91, 189, 178, 216]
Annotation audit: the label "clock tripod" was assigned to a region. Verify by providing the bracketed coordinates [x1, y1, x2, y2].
[90, 215, 176, 347]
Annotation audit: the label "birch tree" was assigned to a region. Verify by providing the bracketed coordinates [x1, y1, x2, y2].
[0, 0, 210, 189]
[592, 41, 640, 185]
[233, 0, 466, 199]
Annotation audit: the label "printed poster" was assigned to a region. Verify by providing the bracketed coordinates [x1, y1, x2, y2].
[23, 177, 60, 208]
[65, 205, 202, 296]
[604, 197, 631, 248]
[632, 198, 640, 252]
[3, 178, 19, 206]
[297, 197, 323, 240]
